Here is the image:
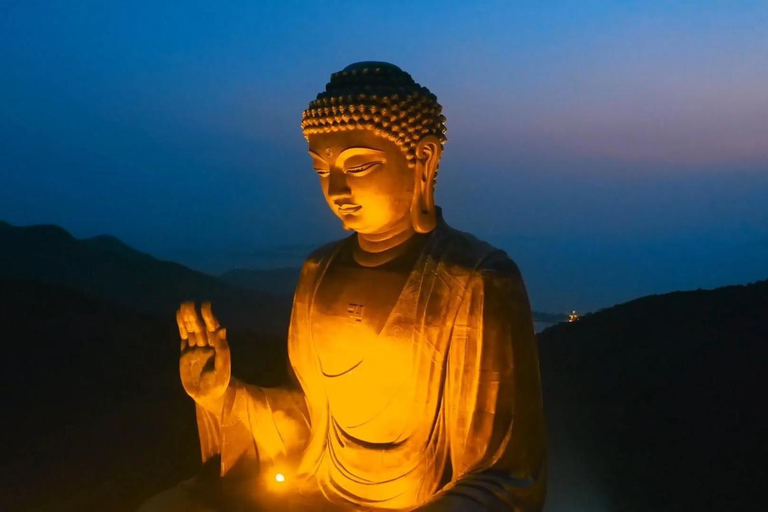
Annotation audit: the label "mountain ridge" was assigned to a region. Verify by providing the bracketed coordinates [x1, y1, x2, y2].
[0, 220, 292, 335]
[538, 277, 768, 511]
[82, 233, 155, 260]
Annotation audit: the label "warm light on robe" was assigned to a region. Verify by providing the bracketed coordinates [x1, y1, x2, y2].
[196, 219, 546, 510]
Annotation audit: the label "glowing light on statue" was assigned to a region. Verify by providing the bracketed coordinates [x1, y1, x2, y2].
[140, 62, 547, 512]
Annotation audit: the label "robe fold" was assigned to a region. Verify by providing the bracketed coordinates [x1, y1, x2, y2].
[196, 219, 546, 511]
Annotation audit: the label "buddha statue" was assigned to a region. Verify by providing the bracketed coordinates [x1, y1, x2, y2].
[140, 62, 546, 511]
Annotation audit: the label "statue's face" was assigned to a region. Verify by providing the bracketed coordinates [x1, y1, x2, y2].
[308, 130, 414, 234]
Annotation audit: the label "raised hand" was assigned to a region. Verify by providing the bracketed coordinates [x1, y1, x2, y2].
[176, 301, 231, 412]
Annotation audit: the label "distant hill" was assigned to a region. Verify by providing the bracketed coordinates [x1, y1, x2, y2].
[82, 233, 155, 260]
[0, 221, 291, 335]
[539, 279, 768, 511]
[221, 265, 567, 323]
[0, 276, 291, 512]
[0, 221, 297, 510]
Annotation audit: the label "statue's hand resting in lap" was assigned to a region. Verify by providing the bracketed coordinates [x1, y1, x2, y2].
[176, 301, 231, 414]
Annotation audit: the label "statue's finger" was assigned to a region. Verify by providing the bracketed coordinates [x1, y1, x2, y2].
[176, 308, 190, 351]
[196, 330, 207, 347]
[176, 308, 189, 340]
[213, 330, 231, 373]
[209, 328, 228, 350]
[201, 302, 221, 332]
[180, 302, 202, 333]
[181, 302, 207, 346]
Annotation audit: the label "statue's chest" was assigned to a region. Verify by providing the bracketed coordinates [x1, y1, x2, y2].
[311, 264, 429, 438]
[312, 265, 412, 375]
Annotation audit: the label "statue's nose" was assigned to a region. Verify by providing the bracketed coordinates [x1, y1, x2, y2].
[327, 169, 351, 200]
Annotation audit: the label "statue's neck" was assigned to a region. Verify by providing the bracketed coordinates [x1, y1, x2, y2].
[355, 224, 415, 267]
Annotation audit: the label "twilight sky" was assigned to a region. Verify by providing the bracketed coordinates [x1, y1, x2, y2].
[1, 0, 767, 313]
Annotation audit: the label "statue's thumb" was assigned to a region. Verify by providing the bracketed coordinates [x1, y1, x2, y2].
[213, 328, 228, 350]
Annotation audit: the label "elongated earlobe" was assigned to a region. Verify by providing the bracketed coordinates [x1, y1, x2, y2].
[411, 136, 441, 233]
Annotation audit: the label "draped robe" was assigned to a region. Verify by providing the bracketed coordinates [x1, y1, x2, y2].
[196, 220, 547, 511]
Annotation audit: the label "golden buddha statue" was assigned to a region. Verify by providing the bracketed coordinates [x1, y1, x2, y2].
[140, 62, 546, 511]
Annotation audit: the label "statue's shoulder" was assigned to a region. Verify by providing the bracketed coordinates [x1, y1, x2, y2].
[432, 221, 517, 274]
[292, 237, 351, 296]
[300, 235, 352, 272]
[434, 224, 528, 310]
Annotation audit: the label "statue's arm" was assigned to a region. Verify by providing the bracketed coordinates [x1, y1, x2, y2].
[195, 333, 311, 474]
[423, 256, 547, 511]
[195, 257, 324, 475]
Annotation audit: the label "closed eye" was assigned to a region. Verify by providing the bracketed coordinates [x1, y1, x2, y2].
[346, 161, 382, 175]
[315, 168, 330, 177]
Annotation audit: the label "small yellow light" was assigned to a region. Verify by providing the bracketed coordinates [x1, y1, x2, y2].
[275, 473, 285, 483]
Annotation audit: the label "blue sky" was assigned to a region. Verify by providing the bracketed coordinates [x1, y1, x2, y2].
[1, 1, 767, 312]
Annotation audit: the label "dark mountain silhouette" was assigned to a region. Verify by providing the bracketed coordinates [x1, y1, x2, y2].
[539, 279, 768, 511]
[0, 276, 291, 512]
[82, 233, 155, 261]
[0, 222, 292, 335]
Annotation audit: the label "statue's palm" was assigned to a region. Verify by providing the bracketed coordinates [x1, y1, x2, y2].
[176, 301, 231, 405]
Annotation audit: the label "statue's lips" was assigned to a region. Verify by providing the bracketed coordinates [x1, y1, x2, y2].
[337, 204, 362, 214]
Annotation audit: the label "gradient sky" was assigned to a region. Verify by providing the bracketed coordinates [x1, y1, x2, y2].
[1, 0, 767, 313]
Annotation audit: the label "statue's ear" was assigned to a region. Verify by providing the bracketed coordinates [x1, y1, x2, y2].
[411, 136, 442, 233]
[415, 135, 442, 183]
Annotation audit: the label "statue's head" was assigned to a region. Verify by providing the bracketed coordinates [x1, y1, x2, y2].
[302, 62, 446, 235]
